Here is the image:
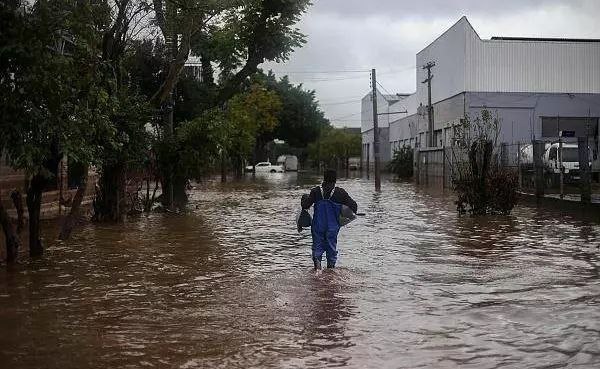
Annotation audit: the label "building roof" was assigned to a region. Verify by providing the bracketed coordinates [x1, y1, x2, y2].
[490, 37, 600, 43]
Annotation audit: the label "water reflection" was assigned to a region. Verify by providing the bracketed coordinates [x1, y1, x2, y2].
[454, 215, 519, 257]
[1, 175, 600, 368]
[301, 270, 355, 367]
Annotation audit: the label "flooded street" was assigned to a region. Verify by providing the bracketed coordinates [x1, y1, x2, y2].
[1, 174, 600, 368]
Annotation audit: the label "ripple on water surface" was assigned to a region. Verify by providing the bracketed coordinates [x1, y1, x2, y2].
[1, 174, 600, 368]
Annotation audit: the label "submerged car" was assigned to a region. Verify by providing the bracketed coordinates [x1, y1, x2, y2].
[245, 162, 285, 173]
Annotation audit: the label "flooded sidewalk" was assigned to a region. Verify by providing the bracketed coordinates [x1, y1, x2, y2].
[1, 174, 600, 368]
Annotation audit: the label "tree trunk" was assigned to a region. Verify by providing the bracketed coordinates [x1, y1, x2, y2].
[26, 174, 46, 257]
[145, 179, 160, 212]
[221, 153, 227, 183]
[95, 163, 126, 222]
[10, 190, 24, 234]
[173, 176, 188, 207]
[59, 175, 88, 241]
[234, 156, 243, 178]
[0, 194, 20, 263]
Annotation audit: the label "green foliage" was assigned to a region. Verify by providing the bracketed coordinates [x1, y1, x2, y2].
[164, 83, 282, 181]
[257, 71, 330, 148]
[226, 83, 283, 159]
[0, 1, 113, 177]
[308, 128, 361, 168]
[198, 0, 310, 76]
[451, 110, 518, 215]
[388, 147, 414, 178]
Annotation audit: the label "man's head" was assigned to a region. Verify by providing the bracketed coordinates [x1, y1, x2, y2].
[323, 169, 337, 184]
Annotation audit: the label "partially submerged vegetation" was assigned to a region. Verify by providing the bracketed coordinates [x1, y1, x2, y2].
[388, 147, 414, 179]
[451, 110, 519, 215]
[1, 0, 328, 260]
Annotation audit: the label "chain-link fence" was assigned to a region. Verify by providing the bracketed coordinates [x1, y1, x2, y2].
[499, 140, 599, 203]
[414, 139, 599, 204]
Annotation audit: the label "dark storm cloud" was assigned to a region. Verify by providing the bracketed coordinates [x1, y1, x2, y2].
[265, 0, 600, 127]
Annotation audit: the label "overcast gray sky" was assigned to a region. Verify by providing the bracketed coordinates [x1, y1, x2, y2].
[264, 0, 600, 128]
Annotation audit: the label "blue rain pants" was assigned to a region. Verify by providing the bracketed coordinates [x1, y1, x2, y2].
[311, 198, 342, 268]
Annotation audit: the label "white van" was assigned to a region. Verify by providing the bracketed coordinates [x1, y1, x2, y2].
[276, 155, 298, 172]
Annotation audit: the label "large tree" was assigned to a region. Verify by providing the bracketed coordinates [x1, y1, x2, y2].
[92, 0, 154, 222]
[0, 1, 113, 254]
[150, 0, 311, 206]
[259, 71, 329, 149]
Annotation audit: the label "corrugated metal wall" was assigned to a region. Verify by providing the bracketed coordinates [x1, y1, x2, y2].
[466, 26, 600, 94]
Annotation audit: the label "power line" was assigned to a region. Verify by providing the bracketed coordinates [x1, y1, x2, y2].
[269, 65, 416, 75]
[319, 99, 362, 106]
[376, 81, 393, 97]
[269, 69, 369, 74]
[300, 75, 369, 82]
[318, 95, 365, 103]
[330, 112, 361, 120]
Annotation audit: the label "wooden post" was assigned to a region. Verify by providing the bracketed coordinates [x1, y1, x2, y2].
[371, 69, 381, 191]
[414, 149, 420, 185]
[442, 147, 446, 189]
[517, 142, 523, 189]
[366, 143, 370, 179]
[578, 136, 591, 204]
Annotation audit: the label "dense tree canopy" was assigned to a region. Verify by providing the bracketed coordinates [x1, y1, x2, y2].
[0, 0, 324, 259]
[258, 72, 330, 148]
[308, 128, 361, 169]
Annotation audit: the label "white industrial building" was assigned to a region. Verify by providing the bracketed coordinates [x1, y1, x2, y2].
[361, 92, 409, 167]
[362, 16, 600, 171]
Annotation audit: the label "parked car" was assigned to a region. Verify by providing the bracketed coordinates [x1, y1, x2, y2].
[276, 155, 298, 171]
[245, 162, 285, 173]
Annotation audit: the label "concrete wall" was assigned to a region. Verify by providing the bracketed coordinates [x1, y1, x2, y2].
[416, 17, 470, 108]
[397, 16, 600, 118]
[467, 92, 600, 143]
[390, 93, 466, 148]
[361, 91, 409, 133]
[467, 34, 600, 95]
[1, 154, 98, 221]
[391, 92, 600, 147]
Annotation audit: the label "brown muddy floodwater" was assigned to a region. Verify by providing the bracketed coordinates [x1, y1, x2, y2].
[1, 174, 600, 368]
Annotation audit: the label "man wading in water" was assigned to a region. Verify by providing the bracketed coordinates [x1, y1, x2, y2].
[301, 169, 358, 270]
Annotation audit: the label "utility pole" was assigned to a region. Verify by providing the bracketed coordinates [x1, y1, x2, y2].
[422, 61, 436, 147]
[371, 69, 381, 191]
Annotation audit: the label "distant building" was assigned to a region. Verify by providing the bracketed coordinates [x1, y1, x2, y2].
[361, 92, 410, 169]
[183, 57, 204, 81]
[363, 16, 600, 171]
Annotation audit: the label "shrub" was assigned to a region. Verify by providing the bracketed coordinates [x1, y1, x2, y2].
[451, 110, 518, 215]
[388, 146, 414, 178]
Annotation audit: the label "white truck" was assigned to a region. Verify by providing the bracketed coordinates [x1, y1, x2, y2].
[245, 162, 284, 173]
[519, 142, 589, 183]
[276, 155, 298, 171]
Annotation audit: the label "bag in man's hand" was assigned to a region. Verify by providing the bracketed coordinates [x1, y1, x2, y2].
[296, 209, 312, 232]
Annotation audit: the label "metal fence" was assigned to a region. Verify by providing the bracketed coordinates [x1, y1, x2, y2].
[415, 139, 600, 204]
[414, 147, 452, 188]
[501, 139, 599, 204]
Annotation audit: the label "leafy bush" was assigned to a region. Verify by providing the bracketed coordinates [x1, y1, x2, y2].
[451, 110, 518, 215]
[486, 167, 519, 215]
[388, 147, 414, 178]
